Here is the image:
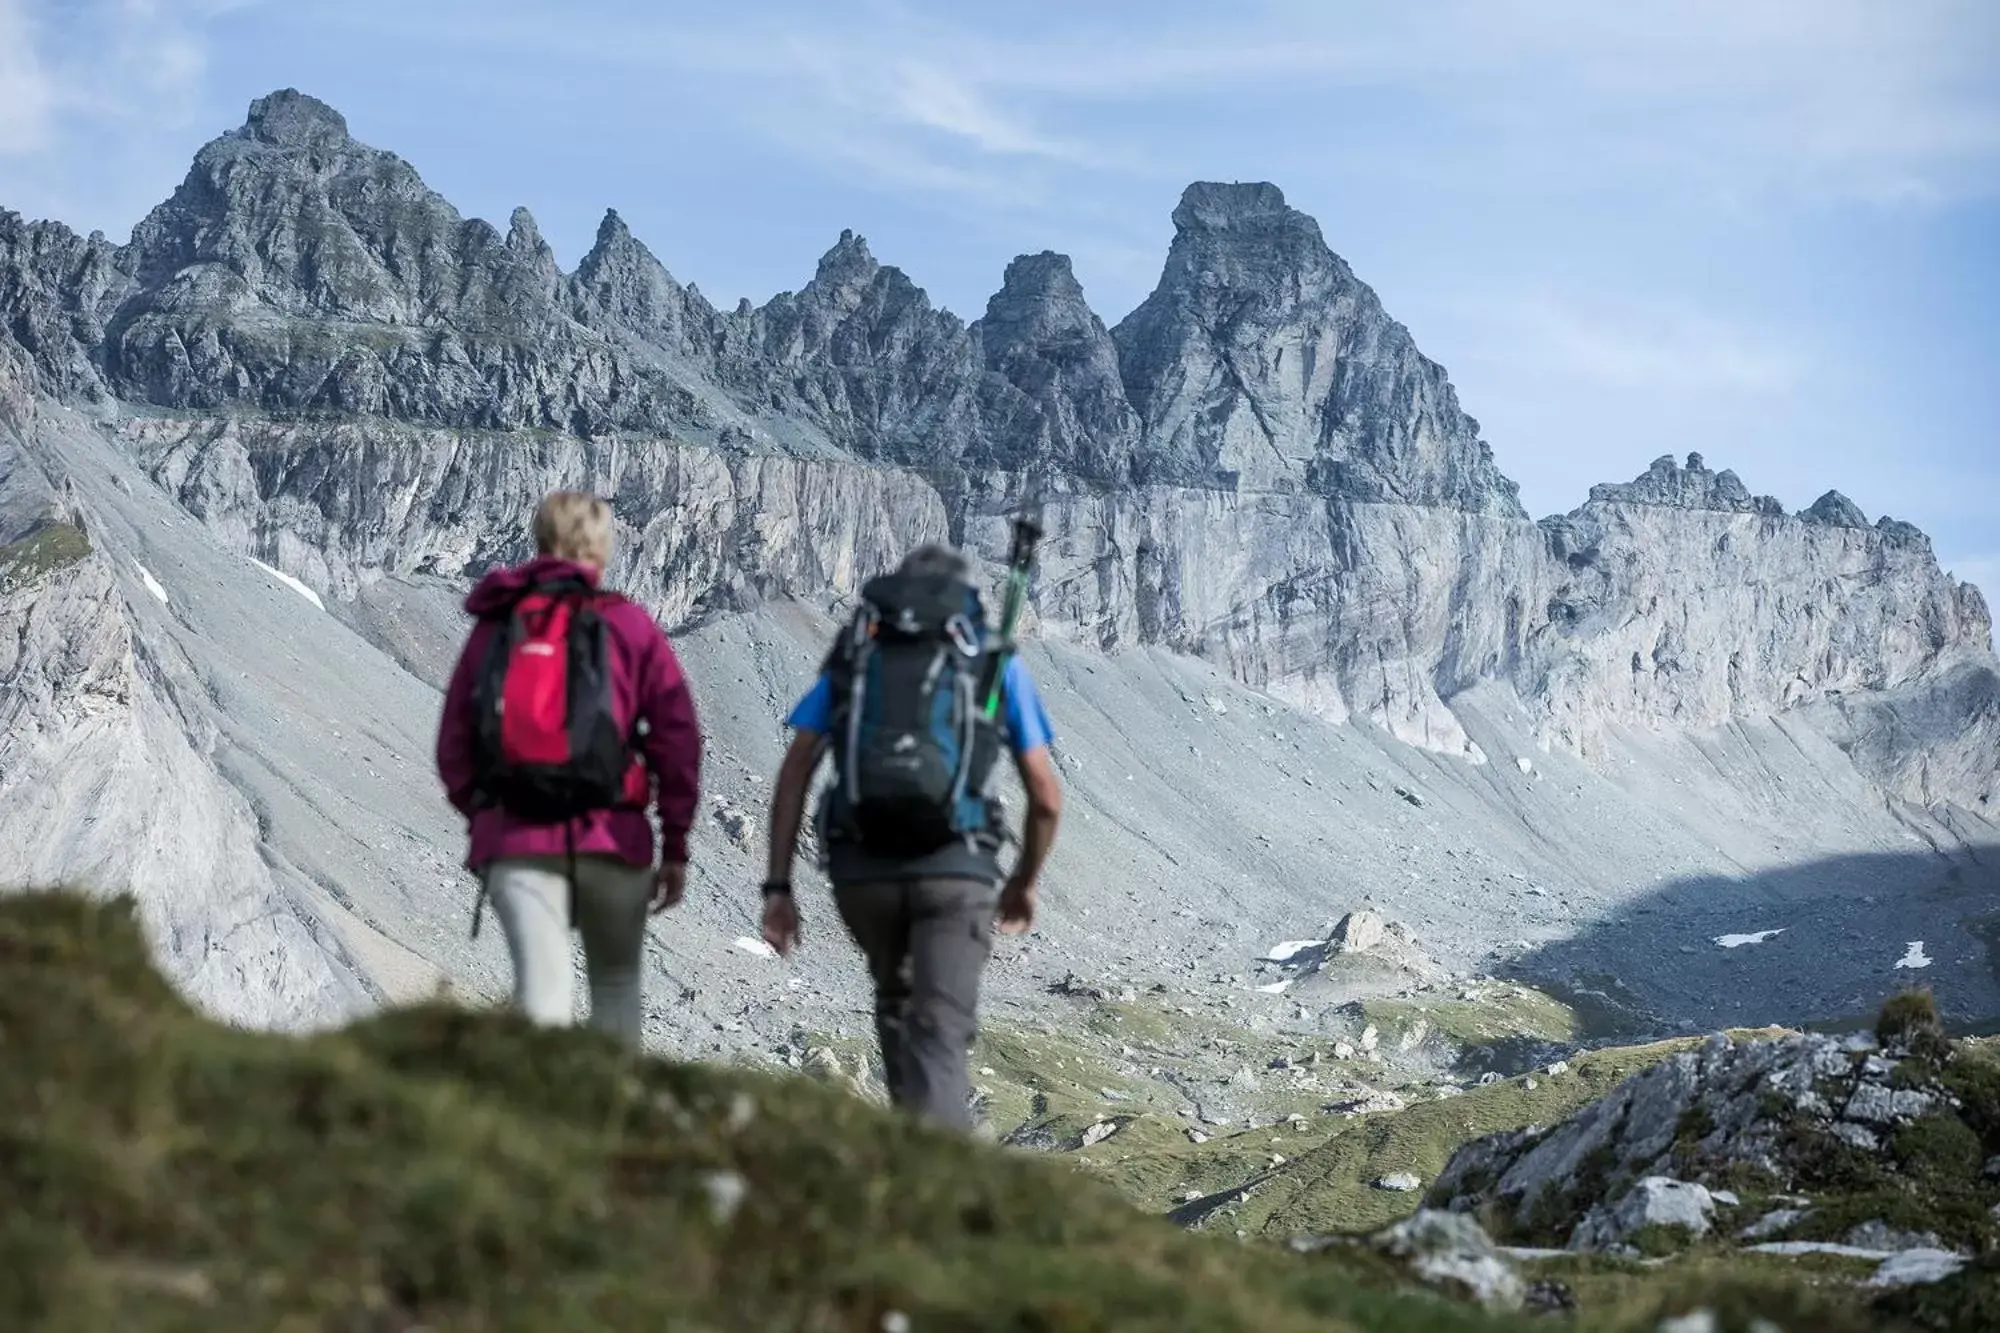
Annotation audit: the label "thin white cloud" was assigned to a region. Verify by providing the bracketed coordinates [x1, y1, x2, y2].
[666, 0, 2000, 210]
[664, 24, 1134, 203]
[0, 0, 249, 233]
[51, 0, 216, 131]
[313, 1, 2000, 223]
[885, 60, 1085, 163]
[1471, 293, 1809, 394]
[0, 0, 57, 155]
[0, 0, 234, 148]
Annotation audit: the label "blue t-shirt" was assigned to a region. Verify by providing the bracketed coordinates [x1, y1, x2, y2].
[786, 654, 1055, 885]
[785, 654, 1055, 755]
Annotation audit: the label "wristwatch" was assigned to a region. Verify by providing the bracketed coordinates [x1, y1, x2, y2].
[761, 880, 793, 898]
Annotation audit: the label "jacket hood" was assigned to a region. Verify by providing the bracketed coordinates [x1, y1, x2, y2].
[463, 555, 602, 616]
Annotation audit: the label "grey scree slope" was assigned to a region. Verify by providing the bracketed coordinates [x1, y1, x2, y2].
[0, 89, 1995, 1060]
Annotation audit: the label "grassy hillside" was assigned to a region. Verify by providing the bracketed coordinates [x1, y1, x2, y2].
[1224, 1029, 1803, 1237]
[0, 520, 90, 588]
[0, 888, 1538, 1332]
[5, 887, 1975, 1331]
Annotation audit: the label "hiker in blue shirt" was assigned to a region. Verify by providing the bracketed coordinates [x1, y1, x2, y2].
[760, 542, 1063, 1131]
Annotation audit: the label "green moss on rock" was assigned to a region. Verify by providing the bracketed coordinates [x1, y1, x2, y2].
[0, 521, 91, 585]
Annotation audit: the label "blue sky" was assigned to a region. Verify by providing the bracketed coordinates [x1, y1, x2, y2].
[2, 0, 1996, 601]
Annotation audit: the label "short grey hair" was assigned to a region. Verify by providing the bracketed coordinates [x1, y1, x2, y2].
[897, 541, 970, 582]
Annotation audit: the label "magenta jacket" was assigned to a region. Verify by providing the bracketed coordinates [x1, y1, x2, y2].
[434, 555, 702, 872]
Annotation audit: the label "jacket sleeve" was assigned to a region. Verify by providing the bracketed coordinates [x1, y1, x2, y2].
[435, 623, 488, 819]
[638, 625, 702, 864]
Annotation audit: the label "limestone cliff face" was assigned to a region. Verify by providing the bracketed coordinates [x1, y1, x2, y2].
[113, 417, 1991, 797]
[0, 90, 1992, 813]
[118, 413, 1541, 759]
[1530, 454, 1993, 765]
[0, 419, 372, 1029]
[119, 415, 952, 633]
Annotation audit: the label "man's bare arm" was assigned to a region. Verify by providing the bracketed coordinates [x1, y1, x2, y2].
[1009, 744, 1063, 887]
[766, 730, 823, 886]
[996, 744, 1062, 934]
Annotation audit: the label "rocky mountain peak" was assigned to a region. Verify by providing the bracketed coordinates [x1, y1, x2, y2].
[976, 250, 1138, 483]
[1800, 489, 1870, 528]
[506, 207, 547, 256]
[572, 208, 687, 342]
[1586, 453, 1783, 516]
[810, 229, 879, 297]
[1113, 181, 1520, 511]
[593, 207, 632, 246]
[981, 251, 1097, 351]
[239, 89, 351, 151]
[501, 206, 562, 304]
[1171, 181, 1310, 236]
[576, 207, 677, 284]
[1159, 180, 1345, 291]
[994, 250, 1082, 300]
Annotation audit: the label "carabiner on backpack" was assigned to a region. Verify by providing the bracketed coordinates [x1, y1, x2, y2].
[850, 603, 880, 649]
[944, 613, 979, 659]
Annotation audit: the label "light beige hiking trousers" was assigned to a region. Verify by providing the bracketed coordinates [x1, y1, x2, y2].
[484, 854, 653, 1050]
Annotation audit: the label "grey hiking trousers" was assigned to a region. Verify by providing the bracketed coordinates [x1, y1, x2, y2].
[484, 854, 653, 1050]
[832, 877, 999, 1132]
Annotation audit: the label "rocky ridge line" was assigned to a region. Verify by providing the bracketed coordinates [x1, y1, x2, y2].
[0, 89, 1992, 804]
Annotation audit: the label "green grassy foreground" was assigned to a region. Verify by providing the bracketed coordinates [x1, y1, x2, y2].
[0, 889, 1536, 1332]
[3, 888, 1973, 1332]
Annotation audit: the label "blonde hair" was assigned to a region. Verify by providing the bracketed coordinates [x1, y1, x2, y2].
[532, 490, 614, 568]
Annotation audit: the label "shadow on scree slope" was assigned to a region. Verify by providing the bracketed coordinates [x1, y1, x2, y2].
[1497, 843, 2000, 1041]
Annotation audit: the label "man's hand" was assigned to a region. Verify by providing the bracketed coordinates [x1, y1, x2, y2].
[762, 890, 801, 957]
[650, 862, 686, 914]
[996, 873, 1038, 935]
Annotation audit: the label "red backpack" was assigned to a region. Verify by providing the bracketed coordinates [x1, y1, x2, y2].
[469, 575, 647, 822]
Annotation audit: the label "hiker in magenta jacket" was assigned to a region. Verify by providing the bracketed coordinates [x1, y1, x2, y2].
[434, 491, 701, 1049]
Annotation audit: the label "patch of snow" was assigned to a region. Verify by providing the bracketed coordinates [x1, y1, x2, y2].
[1263, 939, 1323, 962]
[731, 936, 778, 959]
[1895, 941, 1932, 970]
[1374, 1172, 1422, 1192]
[1714, 928, 1785, 949]
[133, 560, 168, 605]
[1515, 756, 1534, 775]
[248, 556, 326, 611]
[1255, 979, 1295, 994]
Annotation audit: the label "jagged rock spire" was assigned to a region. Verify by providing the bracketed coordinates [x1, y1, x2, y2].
[240, 89, 351, 149]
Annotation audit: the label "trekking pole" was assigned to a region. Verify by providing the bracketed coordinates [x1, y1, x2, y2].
[980, 500, 1045, 720]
